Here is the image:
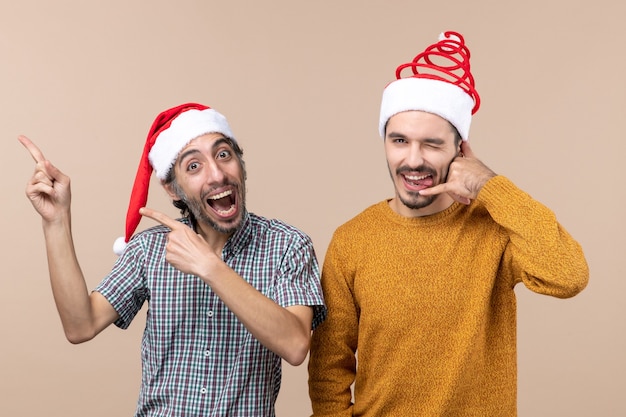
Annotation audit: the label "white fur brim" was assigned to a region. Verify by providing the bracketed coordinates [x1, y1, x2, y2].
[149, 108, 235, 179]
[379, 77, 474, 140]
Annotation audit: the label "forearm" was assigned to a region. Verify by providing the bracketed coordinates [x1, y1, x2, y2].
[478, 176, 589, 296]
[20, 137, 115, 340]
[309, 333, 356, 416]
[42, 215, 98, 343]
[204, 263, 312, 365]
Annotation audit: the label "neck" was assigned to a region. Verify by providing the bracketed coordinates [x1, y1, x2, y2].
[194, 221, 233, 254]
[390, 193, 455, 218]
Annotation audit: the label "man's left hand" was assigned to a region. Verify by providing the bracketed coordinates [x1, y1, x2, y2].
[140, 207, 221, 278]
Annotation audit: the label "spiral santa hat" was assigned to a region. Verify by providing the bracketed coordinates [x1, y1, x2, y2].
[379, 31, 480, 140]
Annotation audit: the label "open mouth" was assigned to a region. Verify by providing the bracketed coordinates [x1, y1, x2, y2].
[206, 189, 237, 217]
[402, 173, 434, 190]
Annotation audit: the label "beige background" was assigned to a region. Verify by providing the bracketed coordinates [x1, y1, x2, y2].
[1, 1, 624, 416]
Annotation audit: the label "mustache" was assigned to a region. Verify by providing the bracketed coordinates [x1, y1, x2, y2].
[200, 181, 239, 200]
[396, 165, 436, 176]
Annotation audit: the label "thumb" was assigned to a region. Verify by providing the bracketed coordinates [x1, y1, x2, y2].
[44, 160, 69, 186]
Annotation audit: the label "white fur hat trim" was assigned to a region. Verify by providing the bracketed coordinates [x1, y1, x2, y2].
[379, 77, 474, 140]
[149, 108, 234, 180]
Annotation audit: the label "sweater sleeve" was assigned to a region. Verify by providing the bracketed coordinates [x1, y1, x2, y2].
[476, 175, 589, 298]
[308, 231, 358, 417]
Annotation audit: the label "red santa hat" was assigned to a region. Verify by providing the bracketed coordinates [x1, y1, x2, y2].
[379, 31, 480, 140]
[113, 102, 235, 255]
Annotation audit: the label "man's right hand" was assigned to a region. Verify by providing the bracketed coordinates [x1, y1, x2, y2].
[18, 135, 72, 222]
[19, 135, 119, 343]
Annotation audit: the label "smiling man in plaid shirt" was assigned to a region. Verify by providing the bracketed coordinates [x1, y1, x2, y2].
[20, 102, 326, 416]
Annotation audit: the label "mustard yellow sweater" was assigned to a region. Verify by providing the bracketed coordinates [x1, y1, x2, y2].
[308, 176, 588, 417]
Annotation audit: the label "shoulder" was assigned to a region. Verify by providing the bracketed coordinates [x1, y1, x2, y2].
[247, 212, 313, 244]
[323, 201, 388, 259]
[128, 217, 191, 249]
[138, 217, 190, 236]
[334, 201, 387, 237]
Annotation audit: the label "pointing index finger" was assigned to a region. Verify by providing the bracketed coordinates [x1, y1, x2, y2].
[18, 135, 46, 163]
[139, 207, 182, 230]
[418, 183, 447, 197]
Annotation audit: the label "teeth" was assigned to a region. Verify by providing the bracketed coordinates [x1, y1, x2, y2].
[405, 174, 429, 181]
[216, 205, 236, 216]
[208, 190, 233, 200]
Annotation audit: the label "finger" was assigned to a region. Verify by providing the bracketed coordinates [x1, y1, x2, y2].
[26, 180, 56, 199]
[18, 135, 46, 163]
[420, 185, 471, 204]
[43, 159, 69, 184]
[460, 141, 475, 159]
[139, 207, 182, 230]
[32, 170, 55, 188]
[32, 159, 69, 187]
[418, 184, 446, 196]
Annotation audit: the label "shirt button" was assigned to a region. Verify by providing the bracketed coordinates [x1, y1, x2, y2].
[207, 310, 214, 318]
[200, 387, 208, 394]
[204, 350, 211, 357]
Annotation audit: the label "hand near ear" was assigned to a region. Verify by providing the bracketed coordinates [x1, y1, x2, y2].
[419, 141, 496, 205]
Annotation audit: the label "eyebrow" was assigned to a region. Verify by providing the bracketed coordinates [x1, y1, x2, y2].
[387, 132, 445, 145]
[176, 137, 232, 168]
[387, 132, 406, 140]
[422, 137, 445, 145]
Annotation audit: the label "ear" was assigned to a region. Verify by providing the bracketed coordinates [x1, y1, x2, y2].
[162, 180, 179, 200]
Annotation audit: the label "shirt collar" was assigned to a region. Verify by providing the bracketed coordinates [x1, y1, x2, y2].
[222, 210, 252, 260]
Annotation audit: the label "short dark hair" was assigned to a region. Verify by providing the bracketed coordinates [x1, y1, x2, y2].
[449, 122, 462, 146]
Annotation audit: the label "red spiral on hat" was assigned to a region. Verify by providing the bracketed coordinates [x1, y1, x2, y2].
[395, 31, 480, 114]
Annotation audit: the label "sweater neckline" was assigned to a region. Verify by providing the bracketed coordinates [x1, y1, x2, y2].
[377, 198, 464, 227]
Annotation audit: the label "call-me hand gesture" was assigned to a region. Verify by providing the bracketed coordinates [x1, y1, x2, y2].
[419, 141, 497, 205]
[18, 135, 72, 222]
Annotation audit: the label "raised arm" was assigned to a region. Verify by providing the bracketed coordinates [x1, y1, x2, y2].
[419, 140, 588, 296]
[19, 135, 119, 343]
[478, 175, 589, 297]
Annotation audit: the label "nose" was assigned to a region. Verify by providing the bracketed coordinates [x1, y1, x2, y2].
[206, 160, 226, 185]
[405, 142, 424, 168]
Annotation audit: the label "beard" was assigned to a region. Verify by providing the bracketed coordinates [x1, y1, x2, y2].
[391, 159, 453, 211]
[172, 181, 245, 235]
[398, 190, 438, 210]
[185, 193, 243, 235]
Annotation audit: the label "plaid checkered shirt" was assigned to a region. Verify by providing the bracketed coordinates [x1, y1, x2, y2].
[95, 211, 327, 416]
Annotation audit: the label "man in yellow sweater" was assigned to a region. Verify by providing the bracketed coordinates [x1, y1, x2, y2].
[307, 31, 589, 416]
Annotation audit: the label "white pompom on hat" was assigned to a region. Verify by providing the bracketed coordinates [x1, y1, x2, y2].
[379, 31, 481, 140]
[113, 102, 236, 255]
